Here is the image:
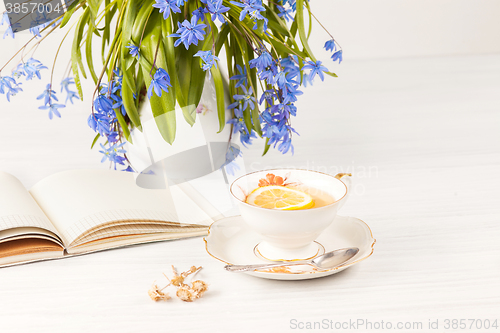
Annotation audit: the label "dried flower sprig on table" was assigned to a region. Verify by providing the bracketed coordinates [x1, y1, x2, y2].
[148, 283, 171, 301]
[148, 265, 208, 302]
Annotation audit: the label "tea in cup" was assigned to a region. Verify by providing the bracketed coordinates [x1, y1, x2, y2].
[230, 169, 351, 261]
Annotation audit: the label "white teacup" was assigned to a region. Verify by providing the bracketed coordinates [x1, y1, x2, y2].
[230, 169, 351, 261]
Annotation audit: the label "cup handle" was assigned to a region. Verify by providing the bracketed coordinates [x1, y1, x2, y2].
[334, 173, 352, 211]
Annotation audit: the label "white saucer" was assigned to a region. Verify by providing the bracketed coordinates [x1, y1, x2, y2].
[204, 215, 376, 280]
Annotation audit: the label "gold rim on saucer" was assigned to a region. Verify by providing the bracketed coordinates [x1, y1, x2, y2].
[253, 241, 325, 262]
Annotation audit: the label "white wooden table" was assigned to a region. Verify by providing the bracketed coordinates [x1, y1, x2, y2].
[1, 55, 499, 332]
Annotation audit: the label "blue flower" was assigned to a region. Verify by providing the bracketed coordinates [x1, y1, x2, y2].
[88, 72, 127, 140]
[1, 13, 20, 39]
[20, 58, 47, 80]
[302, 60, 329, 82]
[1, 13, 9, 26]
[227, 105, 249, 134]
[61, 77, 81, 105]
[112, 68, 123, 83]
[281, 56, 300, 79]
[230, 64, 248, 88]
[239, 129, 257, 147]
[249, 51, 273, 71]
[232, 86, 256, 110]
[0, 75, 22, 101]
[88, 112, 113, 136]
[192, 7, 207, 22]
[194, 50, 220, 77]
[301, 72, 312, 87]
[331, 50, 343, 63]
[94, 94, 114, 113]
[201, 0, 230, 23]
[37, 84, 58, 105]
[277, 131, 294, 154]
[6, 85, 22, 101]
[170, 16, 207, 49]
[230, 0, 268, 29]
[36, 83, 66, 119]
[99, 142, 127, 169]
[107, 131, 120, 143]
[260, 111, 297, 155]
[11, 64, 25, 78]
[222, 145, 242, 175]
[66, 91, 79, 104]
[39, 103, 65, 119]
[29, 25, 43, 38]
[324, 39, 336, 52]
[0, 76, 23, 102]
[100, 81, 120, 96]
[28, 13, 51, 38]
[123, 165, 135, 172]
[25, 59, 47, 79]
[283, 0, 299, 11]
[273, 70, 287, 87]
[60, 77, 75, 92]
[152, 0, 181, 19]
[147, 68, 172, 98]
[277, 5, 294, 22]
[125, 43, 140, 58]
[259, 89, 276, 105]
[281, 80, 302, 104]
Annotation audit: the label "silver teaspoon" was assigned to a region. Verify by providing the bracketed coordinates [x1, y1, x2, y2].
[224, 247, 359, 272]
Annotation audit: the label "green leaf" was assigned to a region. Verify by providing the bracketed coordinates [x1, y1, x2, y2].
[121, 0, 138, 71]
[71, 7, 90, 99]
[214, 24, 230, 56]
[262, 137, 271, 156]
[121, 75, 142, 130]
[183, 20, 217, 126]
[131, 0, 154, 42]
[306, 1, 313, 39]
[140, 20, 177, 143]
[85, 23, 98, 84]
[143, 67, 177, 144]
[265, 8, 289, 37]
[296, 0, 316, 61]
[290, 20, 298, 37]
[73, 8, 89, 80]
[175, 45, 192, 102]
[71, 59, 83, 100]
[162, 16, 183, 106]
[107, 39, 121, 80]
[114, 108, 132, 142]
[60, 4, 77, 28]
[90, 133, 100, 149]
[210, 65, 226, 133]
[87, 0, 100, 19]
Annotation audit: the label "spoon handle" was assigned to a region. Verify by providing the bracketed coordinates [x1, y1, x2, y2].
[224, 261, 309, 272]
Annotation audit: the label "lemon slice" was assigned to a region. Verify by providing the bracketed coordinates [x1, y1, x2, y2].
[245, 185, 314, 210]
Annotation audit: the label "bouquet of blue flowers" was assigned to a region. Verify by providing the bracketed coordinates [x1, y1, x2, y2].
[1, 0, 342, 169]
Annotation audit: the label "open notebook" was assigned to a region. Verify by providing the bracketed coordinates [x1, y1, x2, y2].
[0, 169, 226, 267]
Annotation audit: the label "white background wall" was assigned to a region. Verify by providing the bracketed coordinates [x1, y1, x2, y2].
[2, 0, 500, 62]
[309, 0, 500, 59]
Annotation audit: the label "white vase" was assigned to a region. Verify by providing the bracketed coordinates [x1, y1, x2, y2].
[125, 75, 234, 183]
